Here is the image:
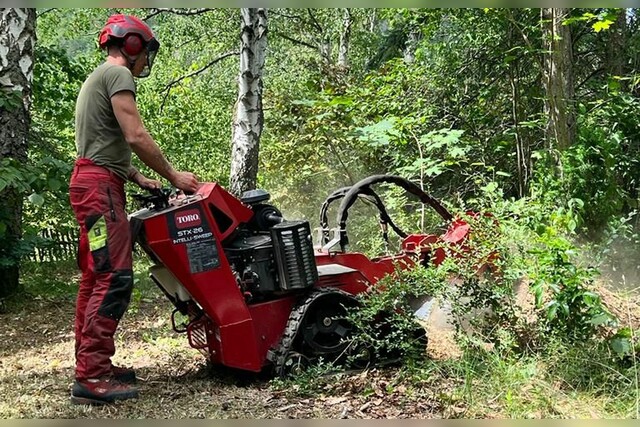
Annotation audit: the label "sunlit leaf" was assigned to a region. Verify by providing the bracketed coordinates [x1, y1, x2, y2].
[592, 19, 614, 32]
[610, 337, 632, 357]
[28, 193, 45, 206]
[589, 313, 610, 325]
[47, 178, 62, 191]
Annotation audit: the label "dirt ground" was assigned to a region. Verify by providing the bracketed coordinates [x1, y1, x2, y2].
[0, 294, 447, 419]
[3, 271, 635, 419]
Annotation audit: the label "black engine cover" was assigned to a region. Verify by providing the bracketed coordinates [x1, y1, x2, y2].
[271, 220, 318, 290]
[225, 233, 278, 293]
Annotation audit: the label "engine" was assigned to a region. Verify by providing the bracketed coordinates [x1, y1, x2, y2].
[223, 190, 318, 301]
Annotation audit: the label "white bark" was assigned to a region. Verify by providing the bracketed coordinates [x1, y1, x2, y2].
[369, 9, 377, 33]
[0, 8, 34, 109]
[0, 8, 36, 298]
[229, 8, 268, 196]
[337, 9, 352, 68]
[403, 31, 420, 64]
[319, 39, 332, 65]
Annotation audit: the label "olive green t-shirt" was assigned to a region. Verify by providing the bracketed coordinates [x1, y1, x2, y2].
[75, 62, 136, 180]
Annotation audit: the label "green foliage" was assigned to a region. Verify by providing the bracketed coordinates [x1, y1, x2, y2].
[0, 157, 73, 269]
[563, 9, 621, 33]
[609, 326, 640, 362]
[347, 264, 448, 364]
[0, 89, 23, 111]
[529, 228, 614, 341]
[470, 184, 618, 346]
[343, 179, 624, 362]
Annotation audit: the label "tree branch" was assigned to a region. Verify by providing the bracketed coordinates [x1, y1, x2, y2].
[272, 31, 317, 51]
[575, 67, 605, 92]
[162, 50, 239, 93]
[143, 8, 214, 21]
[307, 9, 324, 33]
[505, 9, 544, 70]
[271, 9, 304, 22]
[160, 50, 239, 111]
[36, 8, 56, 18]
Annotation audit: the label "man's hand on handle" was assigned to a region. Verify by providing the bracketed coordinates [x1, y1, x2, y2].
[170, 171, 199, 194]
[135, 175, 162, 191]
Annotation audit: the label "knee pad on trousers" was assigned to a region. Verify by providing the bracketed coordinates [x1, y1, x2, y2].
[97, 269, 134, 321]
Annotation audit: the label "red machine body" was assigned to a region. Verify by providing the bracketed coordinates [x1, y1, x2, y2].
[130, 177, 472, 374]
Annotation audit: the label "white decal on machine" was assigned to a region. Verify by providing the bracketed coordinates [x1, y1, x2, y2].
[169, 207, 213, 244]
[168, 205, 221, 272]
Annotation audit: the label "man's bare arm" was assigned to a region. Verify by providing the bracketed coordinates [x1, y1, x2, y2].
[112, 91, 177, 181]
[127, 165, 142, 183]
[112, 91, 198, 192]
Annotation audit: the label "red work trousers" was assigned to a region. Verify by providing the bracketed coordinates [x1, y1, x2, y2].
[69, 158, 133, 380]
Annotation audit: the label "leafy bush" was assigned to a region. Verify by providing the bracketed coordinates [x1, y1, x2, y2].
[0, 157, 73, 273]
[346, 264, 448, 365]
[347, 182, 622, 363]
[529, 227, 615, 342]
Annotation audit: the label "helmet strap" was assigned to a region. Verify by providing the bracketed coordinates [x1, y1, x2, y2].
[119, 48, 139, 71]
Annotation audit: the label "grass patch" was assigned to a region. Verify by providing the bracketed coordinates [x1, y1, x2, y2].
[269, 339, 640, 418]
[20, 258, 79, 300]
[6, 253, 160, 312]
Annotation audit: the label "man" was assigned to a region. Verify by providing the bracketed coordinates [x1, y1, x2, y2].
[69, 14, 199, 405]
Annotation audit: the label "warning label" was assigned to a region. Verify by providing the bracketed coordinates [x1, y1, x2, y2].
[169, 205, 220, 273]
[186, 240, 220, 273]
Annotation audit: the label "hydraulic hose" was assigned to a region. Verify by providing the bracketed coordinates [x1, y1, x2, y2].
[319, 186, 407, 245]
[336, 175, 453, 251]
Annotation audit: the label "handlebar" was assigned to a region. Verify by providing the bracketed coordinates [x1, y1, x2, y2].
[132, 187, 174, 211]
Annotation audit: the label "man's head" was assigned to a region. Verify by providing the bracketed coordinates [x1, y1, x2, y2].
[99, 14, 160, 78]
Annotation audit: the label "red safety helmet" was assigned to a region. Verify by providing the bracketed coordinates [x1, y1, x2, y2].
[98, 14, 160, 78]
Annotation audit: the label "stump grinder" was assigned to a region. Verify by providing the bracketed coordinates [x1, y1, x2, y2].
[129, 175, 477, 376]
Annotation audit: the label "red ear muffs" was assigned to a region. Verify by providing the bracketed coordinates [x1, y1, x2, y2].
[122, 34, 143, 56]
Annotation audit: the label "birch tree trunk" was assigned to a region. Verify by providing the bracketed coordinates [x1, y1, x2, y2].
[0, 8, 36, 299]
[319, 39, 332, 66]
[369, 9, 377, 33]
[541, 8, 575, 152]
[229, 8, 267, 196]
[403, 31, 421, 64]
[337, 9, 352, 68]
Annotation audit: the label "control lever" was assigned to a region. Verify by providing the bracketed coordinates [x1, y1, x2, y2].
[175, 188, 196, 197]
[132, 187, 173, 211]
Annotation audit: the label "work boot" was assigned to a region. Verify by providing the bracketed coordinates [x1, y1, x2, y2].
[70, 376, 139, 405]
[111, 365, 137, 384]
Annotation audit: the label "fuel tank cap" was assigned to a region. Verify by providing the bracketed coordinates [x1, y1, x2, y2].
[241, 189, 271, 205]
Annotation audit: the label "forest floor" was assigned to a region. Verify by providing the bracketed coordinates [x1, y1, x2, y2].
[0, 292, 446, 418]
[1, 259, 639, 419]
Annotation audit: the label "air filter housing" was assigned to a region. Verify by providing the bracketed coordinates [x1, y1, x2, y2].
[271, 220, 318, 290]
